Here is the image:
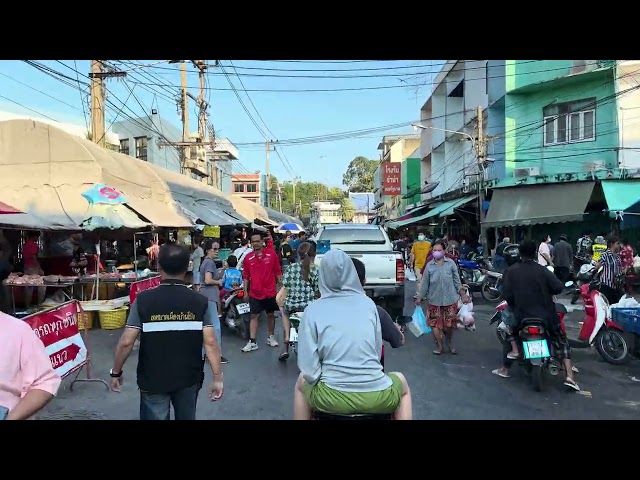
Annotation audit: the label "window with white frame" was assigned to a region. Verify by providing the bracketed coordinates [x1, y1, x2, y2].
[543, 98, 596, 146]
[134, 136, 148, 161]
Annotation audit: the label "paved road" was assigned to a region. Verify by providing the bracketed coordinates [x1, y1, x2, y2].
[39, 282, 640, 420]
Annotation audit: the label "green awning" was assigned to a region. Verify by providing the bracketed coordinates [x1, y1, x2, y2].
[386, 208, 435, 229]
[601, 180, 640, 214]
[483, 181, 595, 228]
[423, 195, 478, 219]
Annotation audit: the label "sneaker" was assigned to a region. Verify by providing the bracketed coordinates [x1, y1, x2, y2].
[241, 341, 258, 353]
[266, 335, 279, 347]
[220, 356, 229, 364]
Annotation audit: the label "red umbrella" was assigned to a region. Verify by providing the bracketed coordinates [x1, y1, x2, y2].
[0, 201, 22, 215]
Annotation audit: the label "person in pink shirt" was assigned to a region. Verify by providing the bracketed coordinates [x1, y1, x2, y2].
[0, 311, 61, 420]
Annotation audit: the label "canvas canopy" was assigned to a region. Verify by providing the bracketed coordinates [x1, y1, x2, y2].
[0, 120, 193, 230]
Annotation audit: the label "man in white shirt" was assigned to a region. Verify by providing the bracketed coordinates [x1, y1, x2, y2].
[233, 238, 252, 270]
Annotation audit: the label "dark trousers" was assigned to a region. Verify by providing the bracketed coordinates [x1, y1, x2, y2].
[139, 382, 201, 420]
[555, 266, 571, 283]
[599, 284, 623, 305]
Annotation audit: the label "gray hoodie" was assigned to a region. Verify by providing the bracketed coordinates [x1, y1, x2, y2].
[297, 249, 392, 393]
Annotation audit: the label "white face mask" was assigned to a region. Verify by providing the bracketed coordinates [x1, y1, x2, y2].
[418, 235, 425, 241]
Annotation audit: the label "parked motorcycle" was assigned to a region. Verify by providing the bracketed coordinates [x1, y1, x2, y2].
[458, 258, 489, 293]
[480, 270, 503, 303]
[570, 262, 596, 304]
[222, 288, 250, 340]
[569, 280, 629, 364]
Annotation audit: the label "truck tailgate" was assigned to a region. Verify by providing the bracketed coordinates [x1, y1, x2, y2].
[316, 247, 400, 285]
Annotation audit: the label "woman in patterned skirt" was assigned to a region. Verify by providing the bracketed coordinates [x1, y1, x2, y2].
[279, 241, 320, 361]
[414, 239, 470, 355]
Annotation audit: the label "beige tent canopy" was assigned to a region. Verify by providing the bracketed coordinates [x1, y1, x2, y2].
[0, 120, 193, 230]
[147, 164, 249, 226]
[147, 162, 275, 226]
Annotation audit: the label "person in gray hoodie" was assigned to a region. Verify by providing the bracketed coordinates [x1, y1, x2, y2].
[293, 249, 412, 420]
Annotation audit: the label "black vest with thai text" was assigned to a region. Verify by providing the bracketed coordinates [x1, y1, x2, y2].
[135, 280, 208, 393]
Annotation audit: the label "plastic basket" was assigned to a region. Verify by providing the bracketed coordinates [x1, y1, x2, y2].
[98, 307, 129, 330]
[611, 307, 640, 335]
[77, 311, 94, 330]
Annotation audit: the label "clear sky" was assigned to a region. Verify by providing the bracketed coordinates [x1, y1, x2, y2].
[0, 60, 445, 188]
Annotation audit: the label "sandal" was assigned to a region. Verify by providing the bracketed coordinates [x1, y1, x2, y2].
[492, 368, 510, 378]
[449, 348, 457, 355]
[564, 379, 580, 391]
[432, 349, 443, 355]
[506, 352, 520, 360]
[278, 352, 290, 362]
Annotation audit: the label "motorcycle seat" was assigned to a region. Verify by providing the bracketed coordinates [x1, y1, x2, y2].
[520, 317, 546, 326]
[312, 411, 393, 421]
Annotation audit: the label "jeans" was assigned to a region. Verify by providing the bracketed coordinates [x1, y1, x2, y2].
[139, 382, 201, 420]
[203, 301, 221, 359]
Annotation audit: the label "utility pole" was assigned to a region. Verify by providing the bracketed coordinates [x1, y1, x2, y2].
[292, 176, 299, 209]
[265, 141, 275, 208]
[475, 106, 489, 255]
[180, 62, 190, 173]
[89, 61, 125, 148]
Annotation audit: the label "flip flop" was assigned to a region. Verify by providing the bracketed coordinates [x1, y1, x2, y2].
[449, 348, 458, 355]
[506, 353, 520, 360]
[278, 352, 290, 362]
[564, 379, 580, 391]
[432, 349, 443, 355]
[492, 369, 510, 378]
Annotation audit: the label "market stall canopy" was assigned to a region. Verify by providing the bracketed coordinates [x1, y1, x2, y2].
[0, 120, 193, 230]
[80, 184, 149, 231]
[228, 195, 275, 226]
[147, 163, 250, 225]
[601, 180, 640, 215]
[264, 206, 303, 226]
[483, 181, 595, 228]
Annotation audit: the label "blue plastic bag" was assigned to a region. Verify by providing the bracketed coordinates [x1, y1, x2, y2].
[407, 306, 431, 337]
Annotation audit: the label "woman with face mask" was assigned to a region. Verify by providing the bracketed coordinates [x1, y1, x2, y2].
[537, 235, 553, 267]
[414, 239, 469, 355]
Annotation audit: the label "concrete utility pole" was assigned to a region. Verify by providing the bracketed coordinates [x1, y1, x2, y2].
[475, 106, 489, 255]
[265, 141, 275, 208]
[90, 61, 105, 147]
[180, 62, 190, 173]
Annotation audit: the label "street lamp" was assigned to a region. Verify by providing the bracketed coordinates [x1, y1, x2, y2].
[411, 123, 475, 146]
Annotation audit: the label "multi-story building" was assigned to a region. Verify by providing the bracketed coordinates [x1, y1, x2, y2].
[400, 147, 423, 212]
[483, 60, 640, 243]
[111, 113, 238, 196]
[373, 134, 420, 220]
[231, 173, 260, 203]
[309, 201, 341, 231]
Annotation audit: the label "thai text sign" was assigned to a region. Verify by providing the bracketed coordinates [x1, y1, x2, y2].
[202, 225, 220, 238]
[23, 301, 88, 378]
[130, 276, 161, 304]
[382, 162, 402, 196]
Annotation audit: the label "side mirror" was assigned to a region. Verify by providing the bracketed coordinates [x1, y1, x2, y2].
[564, 281, 574, 288]
[395, 315, 413, 326]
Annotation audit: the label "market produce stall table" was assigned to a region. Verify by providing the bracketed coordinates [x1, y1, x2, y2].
[3, 274, 80, 315]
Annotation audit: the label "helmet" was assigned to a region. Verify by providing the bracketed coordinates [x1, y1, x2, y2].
[503, 244, 521, 267]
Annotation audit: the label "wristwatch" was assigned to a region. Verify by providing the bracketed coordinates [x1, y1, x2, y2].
[110, 368, 123, 378]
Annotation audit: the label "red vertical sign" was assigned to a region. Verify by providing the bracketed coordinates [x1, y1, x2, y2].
[382, 162, 402, 196]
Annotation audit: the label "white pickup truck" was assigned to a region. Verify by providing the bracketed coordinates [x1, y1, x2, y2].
[314, 224, 405, 318]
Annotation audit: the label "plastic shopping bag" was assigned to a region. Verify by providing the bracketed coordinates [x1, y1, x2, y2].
[407, 306, 431, 338]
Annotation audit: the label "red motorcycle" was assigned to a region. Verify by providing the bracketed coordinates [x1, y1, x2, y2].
[568, 282, 629, 364]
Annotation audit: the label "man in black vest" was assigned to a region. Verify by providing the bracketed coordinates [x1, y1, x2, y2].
[110, 243, 224, 420]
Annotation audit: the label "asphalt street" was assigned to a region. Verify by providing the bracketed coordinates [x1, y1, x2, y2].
[38, 281, 640, 420]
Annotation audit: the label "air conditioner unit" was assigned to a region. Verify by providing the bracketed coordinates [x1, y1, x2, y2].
[513, 167, 540, 177]
[583, 161, 606, 172]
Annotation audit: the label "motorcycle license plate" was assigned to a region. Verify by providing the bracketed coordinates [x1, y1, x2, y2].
[289, 326, 298, 342]
[236, 303, 250, 315]
[523, 340, 550, 359]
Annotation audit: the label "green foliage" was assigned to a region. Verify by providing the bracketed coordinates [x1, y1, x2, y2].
[339, 197, 356, 222]
[267, 175, 346, 216]
[342, 156, 378, 192]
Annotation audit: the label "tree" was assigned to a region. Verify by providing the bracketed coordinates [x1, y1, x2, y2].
[339, 197, 356, 223]
[342, 156, 378, 192]
[265, 176, 346, 217]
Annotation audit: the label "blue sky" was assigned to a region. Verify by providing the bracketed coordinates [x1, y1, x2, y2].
[0, 60, 445, 188]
